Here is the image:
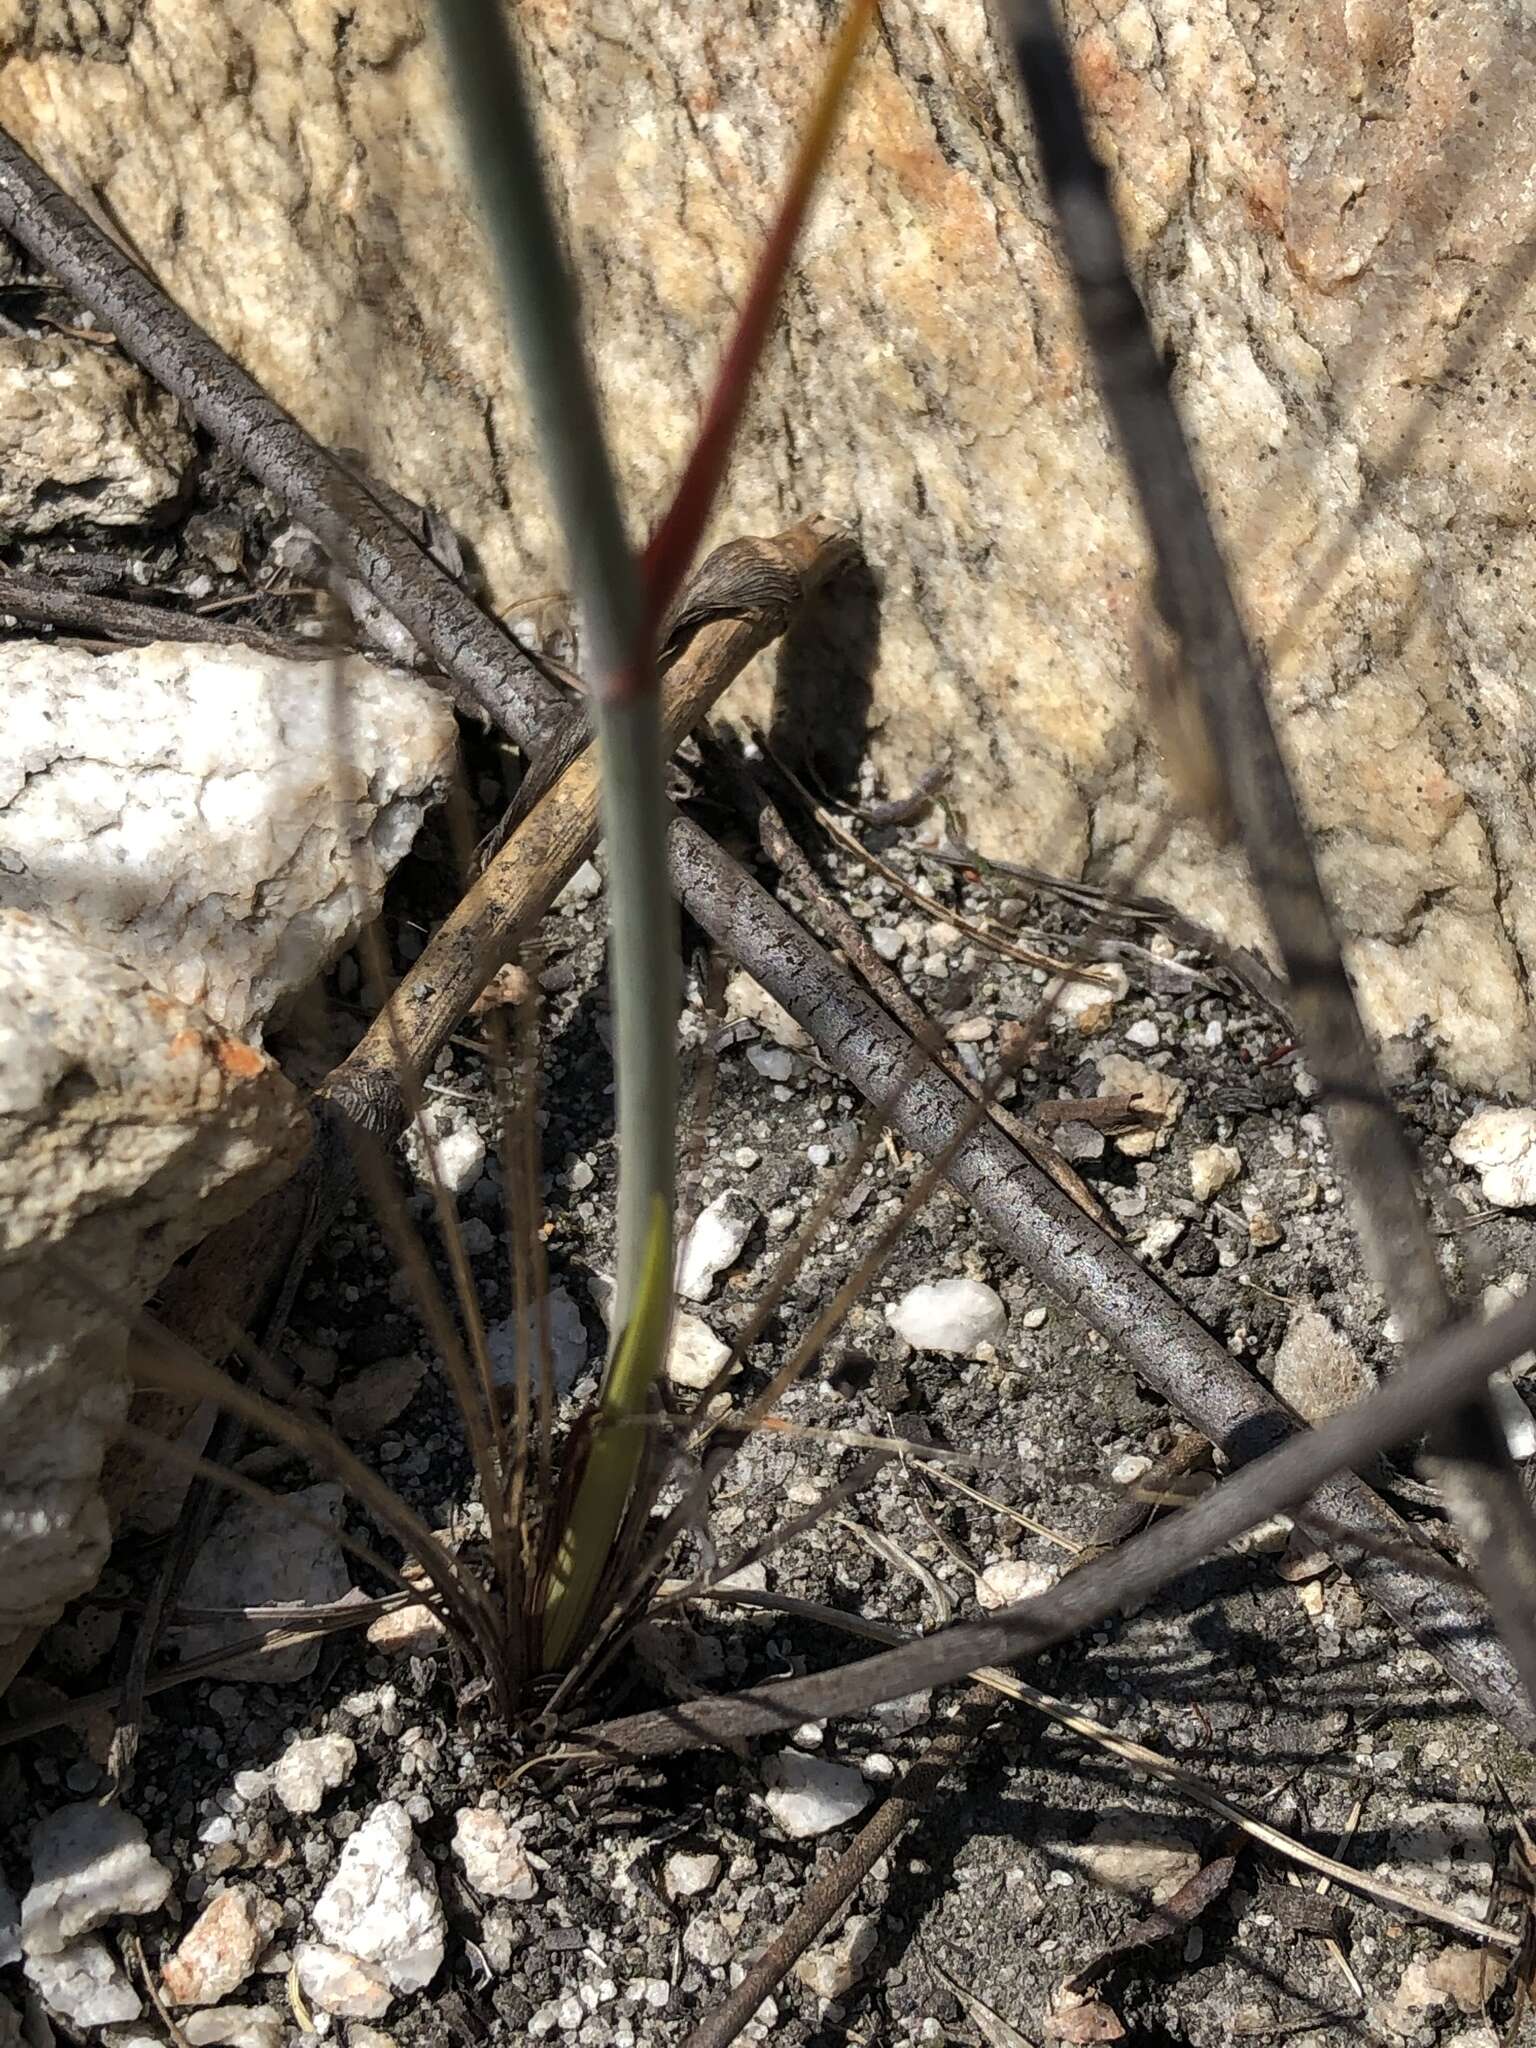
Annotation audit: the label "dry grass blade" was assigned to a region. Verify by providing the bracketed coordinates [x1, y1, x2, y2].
[997, 0, 1536, 1713]
[0, 1601, 408, 1750]
[577, 1283, 1536, 1756]
[677, 1586, 1522, 1953]
[104, 1294, 503, 1677]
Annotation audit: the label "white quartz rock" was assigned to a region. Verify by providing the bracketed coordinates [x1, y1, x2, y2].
[589, 1274, 734, 1391]
[676, 1191, 756, 1302]
[24, 1936, 143, 2026]
[1451, 1107, 1536, 1210]
[273, 1733, 358, 1817]
[313, 1802, 446, 1994]
[174, 1485, 351, 1683]
[762, 1754, 872, 1839]
[451, 1810, 537, 1902]
[293, 1943, 393, 2021]
[21, 1802, 172, 1956]
[487, 1287, 590, 1401]
[887, 1277, 1006, 1358]
[0, 914, 306, 1674]
[0, 639, 458, 1039]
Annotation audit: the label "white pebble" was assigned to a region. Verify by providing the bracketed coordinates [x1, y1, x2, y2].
[888, 1278, 1006, 1358]
[762, 1754, 872, 1839]
[312, 1802, 446, 1995]
[1125, 1018, 1160, 1048]
[975, 1559, 1056, 1610]
[555, 859, 603, 908]
[676, 1191, 756, 1301]
[1189, 1143, 1242, 1203]
[22, 1802, 172, 1955]
[273, 1733, 357, 1817]
[412, 1104, 485, 1196]
[1451, 1107, 1536, 1210]
[663, 1851, 721, 1902]
[1110, 1453, 1153, 1486]
[452, 1810, 537, 1902]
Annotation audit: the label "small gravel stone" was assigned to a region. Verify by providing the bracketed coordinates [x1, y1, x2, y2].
[176, 1485, 351, 1683]
[274, 1733, 358, 1817]
[412, 1104, 485, 1196]
[488, 1287, 590, 1399]
[22, 1801, 173, 1955]
[762, 1754, 872, 1839]
[181, 2006, 285, 2048]
[872, 1690, 933, 1734]
[1046, 960, 1128, 1031]
[887, 1277, 1006, 1358]
[1140, 1216, 1185, 1263]
[1095, 1054, 1186, 1156]
[590, 1276, 733, 1390]
[1124, 1018, 1160, 1048]
[976, 1559, 1056, 1610]
[746, 1044, 796, 1084]
[161, 1888, 281, 2006]
[452, 1810, 537, 1902]
[681, 1917, 734, 1969]
[346, 2028, 399, 2048]
[1451, 1107, 1536, 1209]
[293, 1943, 393, 2020]
[1110, 1453, 1152, 1486]
[870, 927, 904, 962]
[795, 1914, 877, 2000]
[724, 970, 809, 1049]
[663, 1851, 721, 1902]
[676, 1190, 756, 1301]
[25, 1937, 142, 2026]
[1189, 1143, 1242, 1202]
[555, 859, 603, 907]
[313, 1801, 446, 1994]
[332, 1358, 426, 1442]
[1066, 1811, 1201, 1902]
[366, 1603, 448, 1657]
[1272, 1310, 1374, 1425]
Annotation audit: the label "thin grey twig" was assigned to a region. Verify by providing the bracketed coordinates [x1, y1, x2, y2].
[0, 120, 570, 760]
[665, 814, 1536, 1744]
[0, 569, 338, 660]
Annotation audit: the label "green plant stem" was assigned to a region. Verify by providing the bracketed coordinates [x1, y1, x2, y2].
[429, 0, 678, 1665]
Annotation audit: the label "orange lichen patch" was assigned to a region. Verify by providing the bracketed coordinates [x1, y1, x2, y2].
[164, 1027, 266, 1081]
[214, 1037, 268, 1081]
